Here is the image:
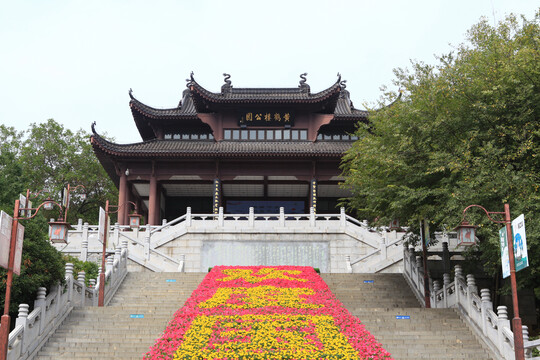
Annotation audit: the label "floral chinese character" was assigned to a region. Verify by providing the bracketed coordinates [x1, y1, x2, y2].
[246, 112, 253, 121]
[274, 113, 281, 121]
[264, 113, 271, 121]
[255, 114, 262, 121]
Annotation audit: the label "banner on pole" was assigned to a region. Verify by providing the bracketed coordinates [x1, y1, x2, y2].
[0, 211, 13, 270]
[13, 223, 24, 275]
[499, 227, 510, 279]
[512, 214, 529, 273]
[98, 207, 106, 244]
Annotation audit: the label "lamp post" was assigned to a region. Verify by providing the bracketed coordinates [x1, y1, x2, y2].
[98, 200, 140, 307]
[456, 203, 524, 360]
[0, 194, 67, 360]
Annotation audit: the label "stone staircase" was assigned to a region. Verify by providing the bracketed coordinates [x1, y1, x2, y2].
[34, 272, 205, 360]
[34, 272, 494, 360]
[323, 273, 494, 359]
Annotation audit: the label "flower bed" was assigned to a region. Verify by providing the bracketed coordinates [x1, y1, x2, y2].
[144, 266, 393, 360]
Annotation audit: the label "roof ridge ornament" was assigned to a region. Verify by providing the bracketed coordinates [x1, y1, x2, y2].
[186, 71, 195, 88]
[298, 73, 310, 93]
[129, 88, 134, 100]
[91, 121, 97, 134]
[221, 73, 232, 94]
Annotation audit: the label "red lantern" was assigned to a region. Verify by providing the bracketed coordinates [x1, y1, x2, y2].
[129, 213, 142, 228]
[454, 221, 477, 246]
[48, 221, 70, 243]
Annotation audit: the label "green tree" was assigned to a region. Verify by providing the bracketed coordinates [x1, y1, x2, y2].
[20, 119, 117, 224]
[1, 119, 117, 326]
[0, 125, 24, 211]
[341, 12, 539, 297]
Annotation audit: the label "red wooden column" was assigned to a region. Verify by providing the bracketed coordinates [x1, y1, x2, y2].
[118, 171, 128, 225]
[148, 174, 159, 225]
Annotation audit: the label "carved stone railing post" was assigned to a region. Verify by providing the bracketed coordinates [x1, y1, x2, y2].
[497, 306, 510, 355]
[380, 233, 387, 260]
[309, 207, 315, 227]
[106, 255, 114, 273]
[340, 207, 346, 228]
[466, 274, 478, 315]
[77, 271, 86, 306]
[66, 263, 74, 302]
[144, 228, 151, 260]
[89, 279, 96, 288]
[80, 238, 88, 262]
[15, 304, 29, 347]
[82, 222, 89, 255]
[115, 247, 122, 262]
[113, 222, 120, 247]
[345, 255, 353, 273]
[34, 287, 47, 334]
[454, 264, 464, 281]
[186, 207, 192, 227]
[178, 254, 185, 272]
[454, 265, 463, 304]
[442, 273, 451, 307]
[408, 248, 415, 281]
[218, 207, 224, 227]
[522, 326, 531, 359]
[249, 207, 254, 227]
[433, 281, 441, 308]
[480, 289, 492, 336]
[416, 256, 424, 294]
[279, 207, 285, 227]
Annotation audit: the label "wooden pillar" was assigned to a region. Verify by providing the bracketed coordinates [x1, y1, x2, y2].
[309, 178, 317, 213]
[213, 179, 221, 214]
[149, 175, 159, 225]
[118, 171, 128, 225]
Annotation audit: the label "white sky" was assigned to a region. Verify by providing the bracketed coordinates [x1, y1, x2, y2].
[1, 1, 538, 143]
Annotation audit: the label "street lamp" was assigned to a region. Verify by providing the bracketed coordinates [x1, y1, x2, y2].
[0, 193, 67, 360]
[455, 203, 524, 360]
[98, 200, 140, 306]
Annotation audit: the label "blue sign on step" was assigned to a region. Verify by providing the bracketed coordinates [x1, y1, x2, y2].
[363, 280, 374, 283]
[166, 279, 177, 283]
[130, 314, 144, 318]
[396, 315, 410, 320]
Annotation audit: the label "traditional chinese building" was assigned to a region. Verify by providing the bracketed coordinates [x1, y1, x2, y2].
[91, 73, 367, 225]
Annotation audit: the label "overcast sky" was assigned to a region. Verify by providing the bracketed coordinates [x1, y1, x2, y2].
[1, 1, 538, 143]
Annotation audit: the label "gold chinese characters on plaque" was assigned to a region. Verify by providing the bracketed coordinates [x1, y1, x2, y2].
[239, 110, 294, 126]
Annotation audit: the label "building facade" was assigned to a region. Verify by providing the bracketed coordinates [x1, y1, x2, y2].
[91, 73, 367, 225]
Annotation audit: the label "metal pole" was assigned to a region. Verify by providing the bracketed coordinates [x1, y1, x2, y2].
[0, 200, 20, 360]
[504, 203, 524, 360]
[64, 184, 70, 221]
[98, 200, 109, 307]
[420, 220, 430, 308]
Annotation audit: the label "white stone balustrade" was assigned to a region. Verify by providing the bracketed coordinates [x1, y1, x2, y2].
[6, 244, 128, 360]
[403, 246, 538, 360]
[60, 207, 406, 273]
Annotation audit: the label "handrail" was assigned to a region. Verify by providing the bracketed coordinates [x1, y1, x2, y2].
[402, 245, 532, 360]
[7, 245, 129, 360]
[150, 214, 187, 235]
[350, 237, 403, 266]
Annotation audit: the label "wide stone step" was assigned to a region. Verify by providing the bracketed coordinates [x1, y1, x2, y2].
[36, 271, 494, 360]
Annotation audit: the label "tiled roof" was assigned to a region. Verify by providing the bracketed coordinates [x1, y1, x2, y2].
[91, 133, 351, 159]
[131, 86, 367, 120]
[189, 81, 342, 103]
[129, 90, 197, 118]
[128, 77, 368, 141]
[334, 91, 368, 119]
